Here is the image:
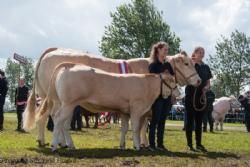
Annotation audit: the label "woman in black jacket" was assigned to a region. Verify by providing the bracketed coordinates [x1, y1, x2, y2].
[148, 41, 174, 151]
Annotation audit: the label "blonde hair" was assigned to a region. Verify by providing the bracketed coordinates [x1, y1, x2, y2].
[149, 41, 169, 63]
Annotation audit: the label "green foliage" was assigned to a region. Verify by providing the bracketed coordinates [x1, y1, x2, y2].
[209, 30, 250, 97]
[5, 58, 34, 104]
[100, 0, 181, 59]
[5, 58, 21, 104]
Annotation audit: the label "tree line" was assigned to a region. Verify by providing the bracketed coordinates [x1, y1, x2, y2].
[4, 0, 249, 104]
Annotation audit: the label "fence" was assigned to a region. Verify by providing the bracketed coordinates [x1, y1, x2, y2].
[168, 108, 246, 124]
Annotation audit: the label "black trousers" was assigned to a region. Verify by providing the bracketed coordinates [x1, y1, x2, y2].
[16, 105, 25, 130]
[71, 106, 82, 130]
[0, 103, 4, 129]
[203, 109, 214, 131]
[245, 115, 250, 132]
[185, 97, 204, 147]
[47, 116, 54, 131]
[149, 97, 171, 147]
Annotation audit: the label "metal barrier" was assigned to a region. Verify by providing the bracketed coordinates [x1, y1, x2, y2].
[168, 108, 246, 124]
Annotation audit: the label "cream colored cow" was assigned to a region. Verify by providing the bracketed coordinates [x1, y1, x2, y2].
[23, 48, 201, 147]
[212, 96, 241, 131]
[35, 63, 180, 151]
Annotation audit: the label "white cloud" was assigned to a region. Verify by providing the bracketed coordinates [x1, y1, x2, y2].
[188, 0, 250, 53]
[0, 0, 249, 65]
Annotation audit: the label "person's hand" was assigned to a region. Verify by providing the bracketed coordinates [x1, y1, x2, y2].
[202, 86, 209, 95]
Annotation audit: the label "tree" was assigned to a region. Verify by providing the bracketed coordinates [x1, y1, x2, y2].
[5, 59, 21, 104]
[100, 0, 181, 59]
[208, 30, 250, 97]
[5, 58, 34, 104]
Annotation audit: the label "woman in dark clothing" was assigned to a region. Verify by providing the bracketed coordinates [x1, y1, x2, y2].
[0, 70, 8, 131]
[238, 91, 250, 132]
[148, 41, 175, 151]
[15, 78, 29, 132]
[185, 47, 212, 152]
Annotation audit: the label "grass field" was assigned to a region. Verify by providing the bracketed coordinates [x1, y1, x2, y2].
[0, 113, 250, 167]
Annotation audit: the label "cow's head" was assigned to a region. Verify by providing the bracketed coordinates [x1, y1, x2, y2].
[229, 95, 241, 108]
[167, 51, 201, 87]
[160, 72, 180, 98]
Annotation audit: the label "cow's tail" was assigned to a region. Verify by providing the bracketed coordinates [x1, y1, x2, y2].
[23, 48, 58, 131]
[36, 62, 76, 121]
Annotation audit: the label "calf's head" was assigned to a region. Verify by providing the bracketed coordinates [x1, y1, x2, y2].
[160, 72, 180, 98]
[168, 51, 201, 87]
[229, 96, 241, 108]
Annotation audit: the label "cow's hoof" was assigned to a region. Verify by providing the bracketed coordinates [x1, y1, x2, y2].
[37, 140, 48, 148]
[51, 148, 58, 153]
[51, 145, 58, 152]
[59, 144, 68, 149]
[119, 146, 126, 150]
[93, 126, 98, 129]
[133, 146, 141, 151]
[67, 146, 76, 150]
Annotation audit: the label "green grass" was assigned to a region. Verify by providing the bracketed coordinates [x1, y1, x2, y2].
[0, 113, 250, 167]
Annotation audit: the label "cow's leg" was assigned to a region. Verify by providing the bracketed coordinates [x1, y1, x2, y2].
[220, 121, 223, 131]
[120, 114, 129, 150]
[51, 104, 74, 151]
[36, 109, 49, 147]
[51, 108, 64, 151]
[63, 113, 75, 149]
[130, 112, 142, 151]
[215, 121, 219, 131]
[140, 116, 149, 147]
[49, 102, 67, 148]
[85, 114, 90, 128]
[94, 114, 98, 128]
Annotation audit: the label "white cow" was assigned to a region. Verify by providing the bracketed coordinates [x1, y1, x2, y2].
[212, 96, 241, 131]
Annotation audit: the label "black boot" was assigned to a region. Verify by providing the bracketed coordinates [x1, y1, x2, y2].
[196, 144, 208, 152]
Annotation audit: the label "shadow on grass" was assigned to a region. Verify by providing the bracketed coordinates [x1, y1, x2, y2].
[28, 147, 239, 160]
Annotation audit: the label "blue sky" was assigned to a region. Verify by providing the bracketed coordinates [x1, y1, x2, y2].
[0, 0, 250, 69]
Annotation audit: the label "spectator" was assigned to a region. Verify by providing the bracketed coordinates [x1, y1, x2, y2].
[0, 69, 8, 131]
[71, 105, 82, 131]
[15, 78, 29, 132]
[238, 91, 250, 132]
[47, 116, 54, 131]
[203, 90, 215, 132]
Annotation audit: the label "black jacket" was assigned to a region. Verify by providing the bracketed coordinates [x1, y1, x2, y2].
[15, 86, 29, 104]
[239, 96, 250, 116]
[206, 90, 215, 112]
[148, 61, 174, 101]
[148, 61, 174, 75]
[0, 77, 8, 105]
[185, 62, 212, 95]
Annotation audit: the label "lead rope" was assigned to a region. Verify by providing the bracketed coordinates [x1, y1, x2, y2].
[193, 88, 207, 111]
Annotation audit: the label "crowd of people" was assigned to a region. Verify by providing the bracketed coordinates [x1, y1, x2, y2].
[0, 42, 249, 153]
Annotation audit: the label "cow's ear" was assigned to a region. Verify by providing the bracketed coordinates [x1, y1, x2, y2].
[180, 50, 188, 57]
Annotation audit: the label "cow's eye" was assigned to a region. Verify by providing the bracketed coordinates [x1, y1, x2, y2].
[184, 63, 189, 66]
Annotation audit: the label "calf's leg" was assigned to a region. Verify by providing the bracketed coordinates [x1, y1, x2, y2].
[130, 112, 143, 151]
[120, 114, 129, 150]
[140, 116, 149, 147]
